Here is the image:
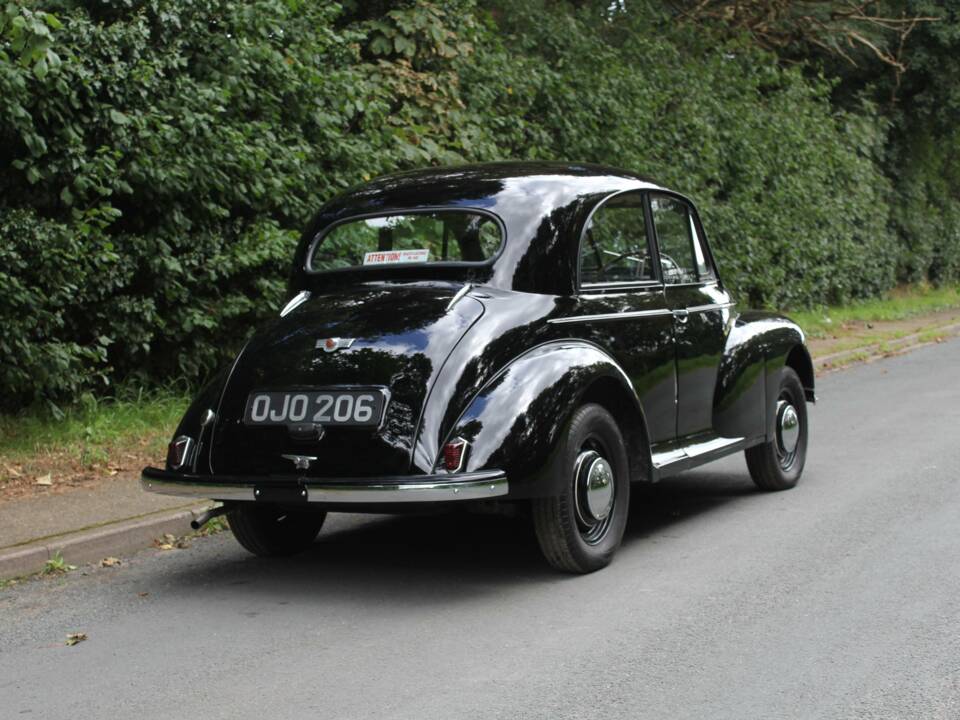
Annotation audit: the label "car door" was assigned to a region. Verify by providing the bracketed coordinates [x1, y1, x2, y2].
[566, 190, 677, 445]
[648, 193, 734, 440]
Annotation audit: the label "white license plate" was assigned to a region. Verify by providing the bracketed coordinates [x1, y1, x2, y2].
[243, 390, 386, 426]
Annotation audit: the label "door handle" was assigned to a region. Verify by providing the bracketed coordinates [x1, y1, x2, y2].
[673, 309, 689, 322]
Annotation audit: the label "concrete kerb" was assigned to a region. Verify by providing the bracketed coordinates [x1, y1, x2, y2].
[0, 503, 212, 581]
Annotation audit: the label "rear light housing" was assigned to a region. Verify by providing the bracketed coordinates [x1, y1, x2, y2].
[167, 435, 195, 470]
[441, 438, 469, 473]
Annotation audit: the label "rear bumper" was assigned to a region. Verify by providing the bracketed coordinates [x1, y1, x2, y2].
[140, 467, 508, 504]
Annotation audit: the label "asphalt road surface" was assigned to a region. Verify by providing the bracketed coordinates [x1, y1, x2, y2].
[2, 341, 958, 720]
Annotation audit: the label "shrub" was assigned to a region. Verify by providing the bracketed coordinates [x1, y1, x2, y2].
[0, 0, 934, 409]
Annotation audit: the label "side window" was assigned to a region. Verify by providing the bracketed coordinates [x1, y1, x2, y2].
[579, 193, 655, 285]
[650, 195, 713, 284]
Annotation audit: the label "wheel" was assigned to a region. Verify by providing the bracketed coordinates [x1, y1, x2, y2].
[226, 504, 326, 557]
[745, 367, 808, 491]
[532, 404, 631, 573]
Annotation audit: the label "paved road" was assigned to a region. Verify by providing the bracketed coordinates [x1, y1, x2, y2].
[2, 341, 958, 720]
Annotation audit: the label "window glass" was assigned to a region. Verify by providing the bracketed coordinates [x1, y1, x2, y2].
[310, 211, 501, 271]
[579, 193, 655, 285]
[650, 195, 703, 284]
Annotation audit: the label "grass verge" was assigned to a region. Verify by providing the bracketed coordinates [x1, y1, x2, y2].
[0, 388, 188, 496]
[790, 283, 960, 339]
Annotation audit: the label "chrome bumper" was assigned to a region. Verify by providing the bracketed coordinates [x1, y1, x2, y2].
[140, 467, 509, 504]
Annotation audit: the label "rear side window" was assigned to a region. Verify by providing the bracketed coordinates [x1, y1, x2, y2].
[579, 192, 656, 285]
[650, 195, 714, 284]
[310, 211, 501, 271]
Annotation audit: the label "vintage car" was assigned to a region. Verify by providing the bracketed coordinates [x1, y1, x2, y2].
[142, 162, 814, 573]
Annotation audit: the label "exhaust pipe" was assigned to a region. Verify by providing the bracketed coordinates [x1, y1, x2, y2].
[191, 504, 229, 530]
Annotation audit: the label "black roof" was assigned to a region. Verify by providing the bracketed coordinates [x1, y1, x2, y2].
[293, 161, 669, 294]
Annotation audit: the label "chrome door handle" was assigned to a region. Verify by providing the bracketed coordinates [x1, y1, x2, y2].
[673, 309, 689, 322]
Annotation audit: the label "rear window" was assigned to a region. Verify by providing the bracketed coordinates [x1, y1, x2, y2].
[310, 211, 502, 272]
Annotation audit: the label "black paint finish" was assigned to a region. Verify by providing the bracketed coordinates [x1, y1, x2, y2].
[160, 162, 814, 501]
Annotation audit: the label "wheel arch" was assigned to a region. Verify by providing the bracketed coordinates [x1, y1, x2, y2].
[785, 343, 816, 402]
[580, 375, 653, 485]
[441, 340, 651, 497]
[713, 312, 815, 441]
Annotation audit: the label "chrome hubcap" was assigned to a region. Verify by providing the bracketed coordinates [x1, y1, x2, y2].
[574, 450, 615, 543]
[778, 401, 800, 454]
[585, 457, 614, 521]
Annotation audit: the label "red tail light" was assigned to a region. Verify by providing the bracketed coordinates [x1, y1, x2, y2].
[167, 436, 194, 470]
[442, 438, 468, 472]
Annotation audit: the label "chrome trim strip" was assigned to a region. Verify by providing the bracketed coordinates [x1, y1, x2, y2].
[445, 283, 472, 312]
[580, 281, 663, 291]
[141, 470, 508, 503]
[279, 290, 311, 317]
[684, 301, 736, 314]
[548, 308, 672, 324]
[651, 448, 686, 469]
[652, 436, 744, 469]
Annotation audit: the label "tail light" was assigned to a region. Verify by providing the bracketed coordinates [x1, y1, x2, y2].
[442, 438, 469, 473]
[167, 436, 195, 470]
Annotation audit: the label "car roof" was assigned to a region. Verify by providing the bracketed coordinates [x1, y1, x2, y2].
[292, 162, 671, 294]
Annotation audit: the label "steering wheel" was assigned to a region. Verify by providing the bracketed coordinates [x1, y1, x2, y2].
[659, 253, 685, 282]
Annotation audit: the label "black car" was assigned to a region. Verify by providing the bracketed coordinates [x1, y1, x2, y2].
[143, 162, 814, 573]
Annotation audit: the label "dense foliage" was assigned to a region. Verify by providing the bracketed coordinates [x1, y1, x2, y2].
[1, 0, 956, 409]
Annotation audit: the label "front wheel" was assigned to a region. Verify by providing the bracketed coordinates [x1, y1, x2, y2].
[227, 504, 326, 557]
[745, 367, 809, 491]
[532, 404, 630, 574]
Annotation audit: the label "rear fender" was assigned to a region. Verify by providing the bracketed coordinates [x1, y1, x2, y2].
[169, 364, 232, 474]
[440, 341, 650, 498]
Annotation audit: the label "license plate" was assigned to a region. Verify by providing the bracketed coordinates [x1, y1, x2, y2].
[244, 390, 387, 427]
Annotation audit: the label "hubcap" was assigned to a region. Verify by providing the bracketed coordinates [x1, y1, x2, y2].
[778, 401, 800, 454]
[584, 456, 614, 522]
[574, 450, 615, 543]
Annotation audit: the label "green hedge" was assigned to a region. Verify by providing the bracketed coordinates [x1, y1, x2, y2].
[0, 0, 948, 409]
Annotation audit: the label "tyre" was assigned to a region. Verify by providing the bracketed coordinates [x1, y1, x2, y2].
[532, 403, 631, 573]
[226, 504, 327, 557]
[745, 367, 808, 491]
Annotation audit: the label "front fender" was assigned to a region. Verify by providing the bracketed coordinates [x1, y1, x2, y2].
[440, 341, 644, 498]
[713, 311, 811, 441]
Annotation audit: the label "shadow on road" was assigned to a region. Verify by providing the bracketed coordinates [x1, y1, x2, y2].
[162, 470, 760, 602]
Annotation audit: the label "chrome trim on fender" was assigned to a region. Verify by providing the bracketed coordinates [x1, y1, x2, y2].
[547, 308, 673, 324]
[446, 283, 472, 312]
[141, 469, 508, 503]
[280, 290, 311, 317]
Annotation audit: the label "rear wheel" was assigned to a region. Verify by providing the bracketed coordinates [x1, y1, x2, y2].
[227, 504, 326, 557]
[532, 404, 630, 574]
[745, 367, 808, 491]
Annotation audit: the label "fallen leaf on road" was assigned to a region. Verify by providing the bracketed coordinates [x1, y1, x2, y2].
[137, 591, 149, 598]
[66, 632, 87, 646]
[154, 533, 191, 550]
[35, 474, 53, 486]
[5, 465, 22, 478]
[100, 557, 121, 567]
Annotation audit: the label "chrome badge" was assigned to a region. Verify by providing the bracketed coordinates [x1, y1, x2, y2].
[317, 337, 356, 353]
[281, 454, 318, 471]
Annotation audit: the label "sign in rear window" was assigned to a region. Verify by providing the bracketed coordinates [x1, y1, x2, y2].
[310, 211, 501, 271]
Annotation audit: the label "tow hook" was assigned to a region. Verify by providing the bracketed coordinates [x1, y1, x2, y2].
[190, 504, 229, 530]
